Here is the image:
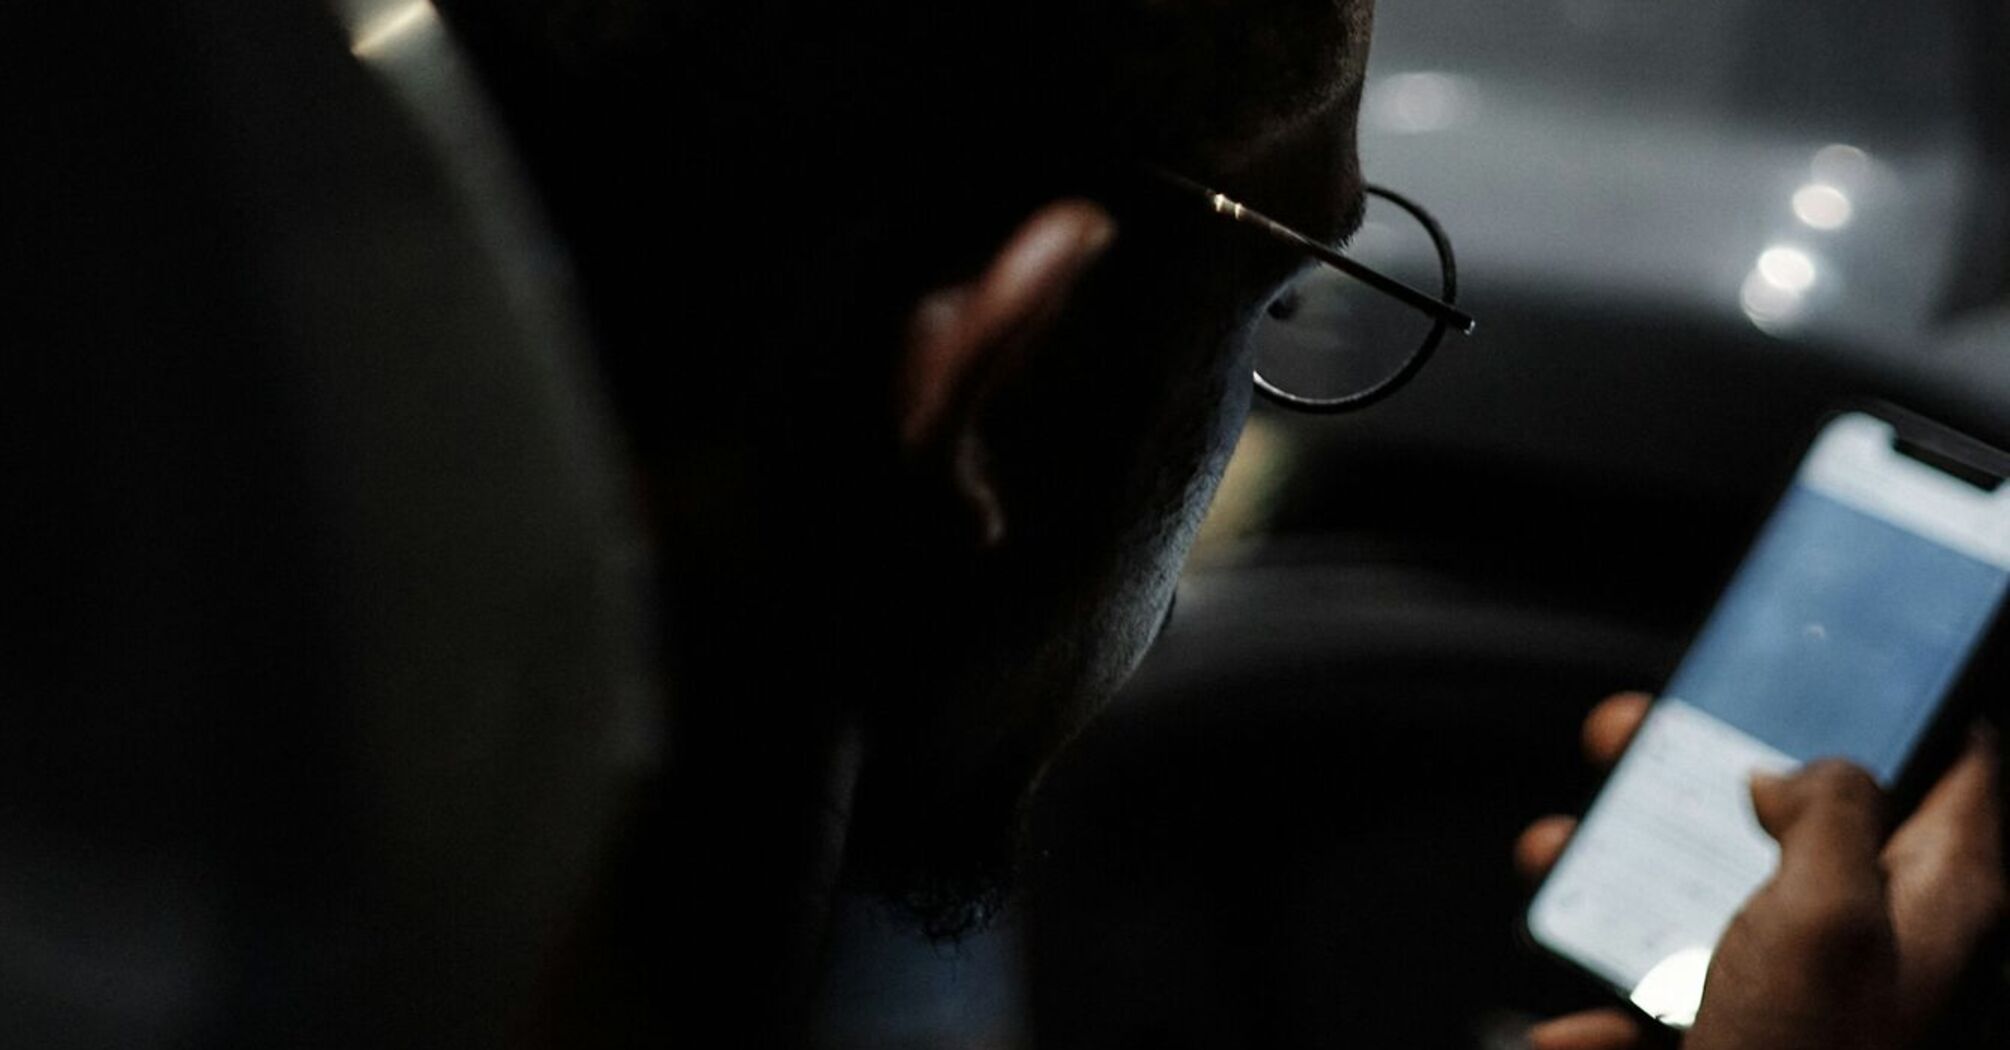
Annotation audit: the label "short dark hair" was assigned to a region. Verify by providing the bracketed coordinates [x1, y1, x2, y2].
[444, 0, 1366, 449]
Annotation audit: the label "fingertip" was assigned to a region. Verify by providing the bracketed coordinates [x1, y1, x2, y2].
[1526, 1008, 1645, 1050]
[1583, 692, 1652, 767]
[1803, 759, 1883, 802]
[1749, 769, 1787, 795]
[1748, 769, 1790, 835]
[1751, 760, 1886, 867]
[1515, 815, 1578, 885]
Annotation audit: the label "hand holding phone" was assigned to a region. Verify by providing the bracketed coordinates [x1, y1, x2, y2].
[1518, 700, 2004, 1050]
[1524, 408, 2010, 1043]
[1686, 741, 2003, 1050]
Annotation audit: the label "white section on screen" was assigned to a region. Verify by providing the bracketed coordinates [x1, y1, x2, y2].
[1800, 414, 2010, 571]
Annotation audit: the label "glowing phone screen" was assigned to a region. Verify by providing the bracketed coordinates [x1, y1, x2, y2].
[1528, 414, 2010, 1027]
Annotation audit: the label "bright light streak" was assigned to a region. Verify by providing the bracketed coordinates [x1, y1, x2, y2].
[350, 1, 437, 59]
[1791, 184, 1853, 230]
[1756, 246, 1818, 293]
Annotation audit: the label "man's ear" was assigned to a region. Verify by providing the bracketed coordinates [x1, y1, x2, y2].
[897, 199, 1116, 548]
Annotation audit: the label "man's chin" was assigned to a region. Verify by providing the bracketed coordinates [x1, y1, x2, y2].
[840, 748, 1041, 942]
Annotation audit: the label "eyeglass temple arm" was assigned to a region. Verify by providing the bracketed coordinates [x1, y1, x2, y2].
[1291, 225, 1477, 335]
[1158, 172, 1478, 335]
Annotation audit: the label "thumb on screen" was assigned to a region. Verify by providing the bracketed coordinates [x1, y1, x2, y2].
[1744, 760, 1892, 967]
[1750, 760, 1885, 862]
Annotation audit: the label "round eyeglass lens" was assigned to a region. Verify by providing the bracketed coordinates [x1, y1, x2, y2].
[1249, 189, 1449, 407]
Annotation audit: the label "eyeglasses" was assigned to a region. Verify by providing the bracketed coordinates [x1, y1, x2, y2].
[1155, 171, 1476, 413]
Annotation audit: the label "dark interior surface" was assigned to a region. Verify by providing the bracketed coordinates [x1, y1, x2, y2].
[1026, 566, 1673, 1049]
[3, 3, 646, 1044]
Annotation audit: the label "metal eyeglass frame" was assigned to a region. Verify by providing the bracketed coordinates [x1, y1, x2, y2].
[1154, 170, 1478, 413]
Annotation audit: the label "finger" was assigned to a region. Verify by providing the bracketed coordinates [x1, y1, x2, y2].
[1748, 760, 1892, 955]
[1582, 692, 1651, 769]
[1888, 723, 2002, 876]
[1752, 760, 1886, 879]
[1882, 725, 2008, 1031]
[1515, 815, 1578, 885]
[1525, 1008, 1646, 1050]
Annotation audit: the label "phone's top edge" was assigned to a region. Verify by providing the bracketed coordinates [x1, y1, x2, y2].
[1800, 413, 2010, 571]
[1845, 401, 2010, 478]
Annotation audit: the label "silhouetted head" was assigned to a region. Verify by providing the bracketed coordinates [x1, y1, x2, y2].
[459, 0, 1378, 936]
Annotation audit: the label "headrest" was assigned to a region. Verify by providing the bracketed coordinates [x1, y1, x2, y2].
[0, 2, 654, 1043]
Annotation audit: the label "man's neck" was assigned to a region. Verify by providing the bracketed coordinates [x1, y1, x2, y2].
[539, 694, 867, 1048]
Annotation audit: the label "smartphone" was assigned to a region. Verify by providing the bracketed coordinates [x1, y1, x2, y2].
[1526, 407, 2010, 1029]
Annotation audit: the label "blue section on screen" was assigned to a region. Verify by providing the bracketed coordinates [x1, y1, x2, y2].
[1665, 486, 2009, 782]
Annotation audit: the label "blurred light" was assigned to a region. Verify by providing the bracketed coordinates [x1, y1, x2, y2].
[1365, 72, 1475, 135]
[1631, 947, 1711, 1028]
[1741, 268, 1807, 334]
[1756, 246, 1818, 293]
[1810, 144, 1871, 185]
[1791, 184, 1853, 230]
[349, 0, 437, 58]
